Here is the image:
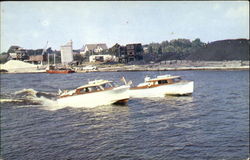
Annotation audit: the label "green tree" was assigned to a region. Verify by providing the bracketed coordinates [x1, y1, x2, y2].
[148, 46, 153, 54]
[148, 43, 160, 54]
[109, 43, 120, 56]
[165, 45, 175, 52]
[170, 39, 192, 49]
[158, 46, 162, 55]
[73, 54, 84, 63]
[192, 38, 204, 48]
[161, 40, 169, 47]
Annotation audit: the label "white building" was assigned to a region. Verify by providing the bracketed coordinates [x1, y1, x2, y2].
[89, 55, 117, 63]
[80, 44, 108, 56]
[61, 40, 73, 65]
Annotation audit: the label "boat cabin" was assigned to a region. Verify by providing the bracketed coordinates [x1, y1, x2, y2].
[132, 75, 182, 89]
[147, 75, 182, 85]
[59, 80, 115, 98]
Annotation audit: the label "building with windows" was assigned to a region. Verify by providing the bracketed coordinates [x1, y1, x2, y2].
[126, 43, 144, 62]
[8, 46, 28, 60]
[110, 43, 144, 63]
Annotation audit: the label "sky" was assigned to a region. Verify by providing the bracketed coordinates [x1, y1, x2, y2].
[0, 1, 249, 52]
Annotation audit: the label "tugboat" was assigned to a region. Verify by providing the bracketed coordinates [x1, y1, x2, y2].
[129, 74, 194, 98]
[46, 53, 75, 74]
[46, 65, 75, 74]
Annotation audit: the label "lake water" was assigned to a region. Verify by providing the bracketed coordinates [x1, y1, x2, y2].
[0, 70, 249, 160]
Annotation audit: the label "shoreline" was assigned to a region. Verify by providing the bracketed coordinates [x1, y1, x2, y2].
[1, 66, 249, 74]
[95, 66, 250, 72]
[1, 60, 249, 74]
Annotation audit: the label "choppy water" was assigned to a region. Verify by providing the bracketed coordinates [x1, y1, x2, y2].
[0, 70, 249, 160]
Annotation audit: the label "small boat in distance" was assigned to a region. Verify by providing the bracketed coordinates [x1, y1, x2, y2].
[46, 66, 75, 74]
[57, 79, 130, 108]
[129, 74, 194, 98]
[46, 53, 75, 74]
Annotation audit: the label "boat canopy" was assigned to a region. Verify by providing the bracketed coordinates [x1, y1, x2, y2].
[77, 80, 113, 89]
[146, 75, 181, 82]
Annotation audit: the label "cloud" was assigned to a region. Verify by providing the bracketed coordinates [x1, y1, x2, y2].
[225, 5, 249, 19]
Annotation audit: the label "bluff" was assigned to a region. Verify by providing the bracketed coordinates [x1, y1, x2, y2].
[187, 39, 250, 61]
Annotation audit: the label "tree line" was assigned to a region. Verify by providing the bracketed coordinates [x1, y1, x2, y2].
[144, 38, 206, 62]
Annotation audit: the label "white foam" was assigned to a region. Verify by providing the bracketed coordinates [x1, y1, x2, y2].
[13, 88, 63, 110]
[15, 88, 38, 97]
[39, 97, 62, 111]
[0, 98, 23, 103]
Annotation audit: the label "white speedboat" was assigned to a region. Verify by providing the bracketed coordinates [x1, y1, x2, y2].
[57, 79, 130, 108]
[129, 75, 194, 98]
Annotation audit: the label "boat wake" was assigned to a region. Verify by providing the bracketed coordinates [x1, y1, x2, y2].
[14, 88, 57, 100]
[1, 88, 107, 111]
[1, 88, 62, 110]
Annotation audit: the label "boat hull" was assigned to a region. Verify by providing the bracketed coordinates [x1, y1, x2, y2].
[57, 85, 130, 108]
[46, 70, 75, 74]
[129, 81, 194, 98]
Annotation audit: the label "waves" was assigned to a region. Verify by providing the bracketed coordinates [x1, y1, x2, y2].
[1, 88, 60, 110]
[0, 98, 24, 103]
[14, 88, 57, 99]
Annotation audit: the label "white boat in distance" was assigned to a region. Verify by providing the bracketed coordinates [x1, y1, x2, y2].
[129, 75, 194, 98]
[57, 79, 130, 108]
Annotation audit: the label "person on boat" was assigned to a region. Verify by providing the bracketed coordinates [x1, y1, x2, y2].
[144, 76, 150, 82]
[85, 88, 89, 92]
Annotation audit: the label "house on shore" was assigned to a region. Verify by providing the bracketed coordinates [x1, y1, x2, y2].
[8, 46, 28, 61]
[80, 44, 108, 56]
[126, 43, 144, 62]
[110, 43, 144, 63]
[25, 55, 47, 64]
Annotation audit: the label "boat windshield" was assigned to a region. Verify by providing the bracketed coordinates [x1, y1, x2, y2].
[173, 77, 181, 82]
[158, 80, 168, 84]
[100, 82, 114, 89]
[78, 86, 101, 94]
[88, 86, 101, 92]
